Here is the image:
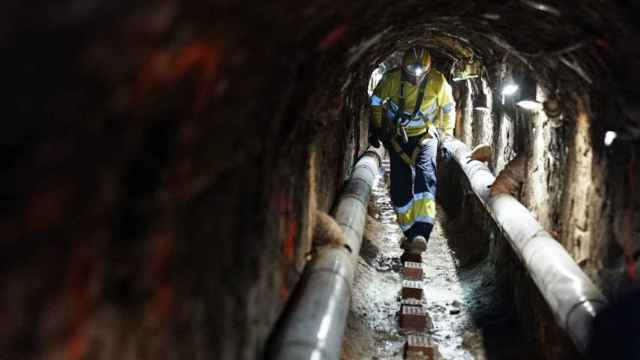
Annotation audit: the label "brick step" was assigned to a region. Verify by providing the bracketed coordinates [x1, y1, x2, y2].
[401, 280, 423, 300]
[401, 261, 424, 280]
[400, 305, 427, 332]
[405, 335, 434, 359]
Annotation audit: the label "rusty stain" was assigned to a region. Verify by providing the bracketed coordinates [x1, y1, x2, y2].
[280, 285, 290, 301]
[144, 229, 175, 329]
[146, 283, 174, 327]
[277, 190, 298, 300]
[65, 247, 95, 360]
[278, 192, 297, 260]
[317, 25, 349, 51]
[136, 41, 222, 112]
[284, 221, 297, 260]
[149, 229, 174, 278]
[175, 42, 221, 112]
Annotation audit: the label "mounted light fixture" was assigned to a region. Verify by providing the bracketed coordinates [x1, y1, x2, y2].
[516, 100, 543, 111]
[501, 83, 519, 96]
[500, 74, 518, 106]
[604, 131, 617, 146]
[452, 59, 481, 82]
[516, 72, 541, 111]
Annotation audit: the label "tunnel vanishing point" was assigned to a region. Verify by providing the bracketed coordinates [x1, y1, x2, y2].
[2, 1, 640, 359]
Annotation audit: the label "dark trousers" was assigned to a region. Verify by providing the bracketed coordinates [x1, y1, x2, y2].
[389, 136, 438, 240]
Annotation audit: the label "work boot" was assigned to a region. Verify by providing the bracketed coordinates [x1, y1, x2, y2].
[408, 235, 427, 254]
[401, 236, 427, 254]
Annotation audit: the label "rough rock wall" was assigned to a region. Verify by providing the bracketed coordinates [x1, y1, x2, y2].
[455, 77, 639, 299]
[438, 154, 580, 360]
[1, 1, 366, 359]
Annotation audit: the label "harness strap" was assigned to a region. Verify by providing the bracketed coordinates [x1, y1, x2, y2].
[393, 74, 429, 128]
[390, 132, 431, 166]
[389, 73, 431, 166]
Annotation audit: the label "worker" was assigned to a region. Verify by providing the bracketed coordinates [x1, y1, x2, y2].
[369, 47, 456, 253]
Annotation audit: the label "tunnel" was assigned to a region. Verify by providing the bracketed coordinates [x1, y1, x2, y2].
[2, 0, 640, 359]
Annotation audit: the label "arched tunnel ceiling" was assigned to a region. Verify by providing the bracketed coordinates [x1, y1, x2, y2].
[2, 0, 639, 192]
[4, 0, 640, 146]
[2, 1, 638, 214]
[195, 0, 639, 138]
[333, 1, 628, 102]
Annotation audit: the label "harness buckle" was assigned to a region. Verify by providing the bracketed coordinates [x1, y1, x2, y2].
[399, 125, 409, 144]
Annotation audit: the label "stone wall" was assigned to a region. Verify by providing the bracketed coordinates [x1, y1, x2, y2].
[453, 75, 639, 300]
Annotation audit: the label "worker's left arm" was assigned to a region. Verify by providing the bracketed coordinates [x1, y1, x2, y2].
[436, 80, 456, 137]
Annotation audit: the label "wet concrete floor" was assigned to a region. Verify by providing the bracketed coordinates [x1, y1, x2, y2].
[341, 157, 496, 359]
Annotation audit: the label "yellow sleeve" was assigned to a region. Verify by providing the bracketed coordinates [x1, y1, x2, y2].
[436, 79, 456, 136]
[370, 77, 388, 129]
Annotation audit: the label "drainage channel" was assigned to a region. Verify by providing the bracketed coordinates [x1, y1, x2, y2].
[340, 155, 520, 359]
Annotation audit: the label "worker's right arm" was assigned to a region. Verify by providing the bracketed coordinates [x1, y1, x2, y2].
[370, 81, 386, 130]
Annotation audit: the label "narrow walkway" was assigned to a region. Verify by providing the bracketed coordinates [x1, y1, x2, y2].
[341, 157, 488, 359]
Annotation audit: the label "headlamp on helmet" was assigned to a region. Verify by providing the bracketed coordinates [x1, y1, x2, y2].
[402, 47, 431, 85]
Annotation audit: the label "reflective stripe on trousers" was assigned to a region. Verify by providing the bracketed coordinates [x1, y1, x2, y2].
[390, 136, 438, 240]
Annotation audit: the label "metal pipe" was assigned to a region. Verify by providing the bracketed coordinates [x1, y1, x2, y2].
[444, 138, 608, 355]
[334, 150, 381, 256]
[268, 149, 381, 360]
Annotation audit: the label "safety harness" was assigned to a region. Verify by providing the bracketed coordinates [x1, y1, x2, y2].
[390, 75, 432, 166]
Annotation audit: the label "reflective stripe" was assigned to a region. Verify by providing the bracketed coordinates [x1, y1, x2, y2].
[421, 102, 438, 116]
[414, 191, 435, 201]
[394, 196, 436, 216]
[443, 103, 454, 113]
[395, 191, 436, 213]
[406, 119, 426, 129]
[395, 196, 437, 229]
[399, 216, 435, 231]
[371, 95, 383, 106]
[386, 100, 437, 120]
[395, 200, 414, 215]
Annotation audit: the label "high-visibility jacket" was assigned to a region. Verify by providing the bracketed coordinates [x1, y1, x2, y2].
[370, 68, 456, 138]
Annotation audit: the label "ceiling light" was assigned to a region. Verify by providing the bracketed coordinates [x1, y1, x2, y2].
[604, 131, 617, 146]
